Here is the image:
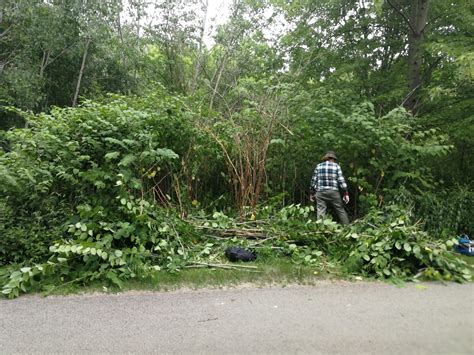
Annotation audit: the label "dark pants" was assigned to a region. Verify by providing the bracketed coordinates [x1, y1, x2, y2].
[315, 190, 349, 225]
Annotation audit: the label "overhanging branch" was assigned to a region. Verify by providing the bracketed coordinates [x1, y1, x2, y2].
[386, 0, 417, 35]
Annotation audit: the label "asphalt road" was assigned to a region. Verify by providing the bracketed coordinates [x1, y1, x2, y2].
[1, 281, 473, 354]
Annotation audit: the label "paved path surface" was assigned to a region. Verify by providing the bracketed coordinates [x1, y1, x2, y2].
[1, 281, 473, 354]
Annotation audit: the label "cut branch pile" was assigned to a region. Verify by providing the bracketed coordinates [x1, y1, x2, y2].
[195, 225, 275, 239]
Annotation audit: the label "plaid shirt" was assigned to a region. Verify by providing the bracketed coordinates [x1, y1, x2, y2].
[310, 161, 348, 193]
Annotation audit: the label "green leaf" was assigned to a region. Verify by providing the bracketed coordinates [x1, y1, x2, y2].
[270, 138, 285, 145]
[373, 0, 383, 15]
[156, 148, 179, 160]
[118, 154, 137, 167]
[129, 178, 142, 189]
[105, 151, 120, 160]
[403, 243, 411, 252]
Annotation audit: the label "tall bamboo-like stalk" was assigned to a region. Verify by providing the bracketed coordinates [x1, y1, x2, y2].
[72, 37, 91, 107]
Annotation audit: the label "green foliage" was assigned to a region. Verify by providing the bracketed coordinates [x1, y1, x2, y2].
[270, 101, 451, 213]
[2, 200, 472, 298]
[0, 201, 197, 298]
[0, 89, 195, 265]
[414, 186, 474, 238]
[0, 0, 144, 127]
[0, 201, 65, 264]
[344, 206, 471, 282]
[1, 0, 472, 298]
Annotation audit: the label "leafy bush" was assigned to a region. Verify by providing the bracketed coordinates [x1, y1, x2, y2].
[0, 90, 195, 265]
[268, 101, 451, 213]
[0, 199, 205, 297]
[414, 186, 474, 238]
[343, 206, 471, 282]
[0, 92, 470, 297]
[0, 201, 65, 264]
[2, 202, 471, 298]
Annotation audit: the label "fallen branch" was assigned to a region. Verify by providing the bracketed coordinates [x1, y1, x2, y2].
[252, 236, 280, 246]
[186, 262, 258, 271]
[194, 226, 271, 239]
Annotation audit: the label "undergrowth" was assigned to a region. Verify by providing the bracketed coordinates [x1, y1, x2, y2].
[1, 204, 471, 298]
[0, 97, 471, 299]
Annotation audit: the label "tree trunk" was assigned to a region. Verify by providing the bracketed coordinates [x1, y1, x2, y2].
[404, 0, 430, 114]
[190, 0, 209, 94]
[40, 50, 50, 78]
[208, 54, 227, 111]
[72, 38, 91, 107]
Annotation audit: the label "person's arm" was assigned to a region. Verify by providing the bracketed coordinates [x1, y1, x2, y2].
[309, 166, 318, 201]
[337, 165, 349, 204]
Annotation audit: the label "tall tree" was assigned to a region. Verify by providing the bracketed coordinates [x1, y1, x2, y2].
[387, 0, 430, 113]
[72, 37, 91, 106]
[146, 0, 202, 93]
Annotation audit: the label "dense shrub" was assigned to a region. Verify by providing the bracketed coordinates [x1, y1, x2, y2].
[0, 201, 66, 264]
[2, 203, 471, 298]
[0, 91, 470, 297]
[343, 206, 471, 282]
[415, 186, 474, 237]
[267, 101, 451, 214]
[0, 90, 196, 265]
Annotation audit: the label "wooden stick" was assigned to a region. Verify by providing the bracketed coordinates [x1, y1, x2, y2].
[190, 262, 258, 269]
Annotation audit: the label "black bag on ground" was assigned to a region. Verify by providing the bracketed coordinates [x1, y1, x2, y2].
[224, 247, 256, 262]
